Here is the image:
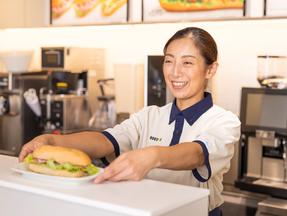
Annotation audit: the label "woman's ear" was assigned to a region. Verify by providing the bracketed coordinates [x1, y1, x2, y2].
[205, 62, 218, 79]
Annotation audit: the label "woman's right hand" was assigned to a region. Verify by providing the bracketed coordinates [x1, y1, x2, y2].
[18, 134, 51, 162]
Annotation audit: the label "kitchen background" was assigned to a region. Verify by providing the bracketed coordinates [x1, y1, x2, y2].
[1, 1, 287, 215]
[1, 0, 287, 116]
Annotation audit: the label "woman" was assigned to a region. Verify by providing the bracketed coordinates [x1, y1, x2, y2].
[19, 27, 240, 215]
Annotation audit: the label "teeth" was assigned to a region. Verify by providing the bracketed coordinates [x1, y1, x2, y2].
[172, 81, 187, 88]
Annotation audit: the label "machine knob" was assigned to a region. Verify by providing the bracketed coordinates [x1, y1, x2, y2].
[240, 134, 246, 147]
[0, 96, 7, 115]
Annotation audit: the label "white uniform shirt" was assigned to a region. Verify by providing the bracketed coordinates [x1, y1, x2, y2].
[102, 93, 241, 211]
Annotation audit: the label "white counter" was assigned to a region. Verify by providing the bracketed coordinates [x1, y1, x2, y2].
[0, 155, 209, 216]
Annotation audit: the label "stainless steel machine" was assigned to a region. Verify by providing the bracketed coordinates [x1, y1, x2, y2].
[40, 94, 90, 133]
[0, 72, 48, 156]
[0, 71, 90, 156]
[235, 87, 287, 215]
[38, 70, 90, 133]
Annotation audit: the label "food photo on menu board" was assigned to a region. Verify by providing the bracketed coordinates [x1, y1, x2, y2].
[51, 0, 128, 25]
[265, 0, 287, 17]
[143, 0, 245, 22]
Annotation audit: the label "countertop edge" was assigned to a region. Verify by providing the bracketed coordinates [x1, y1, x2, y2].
[0, 179, 150, 216]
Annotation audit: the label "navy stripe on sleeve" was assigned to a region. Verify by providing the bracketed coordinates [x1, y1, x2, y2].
[99, 131, 120, 166]
[192, 140, 212, 182]
[102, 131, 120, 157]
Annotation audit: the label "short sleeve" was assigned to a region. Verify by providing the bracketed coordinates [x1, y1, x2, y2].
[192, 111, 241, 182]
[104, 109, 145, 155]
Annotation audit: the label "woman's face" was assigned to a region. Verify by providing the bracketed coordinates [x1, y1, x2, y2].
[163, 37, 216, 110]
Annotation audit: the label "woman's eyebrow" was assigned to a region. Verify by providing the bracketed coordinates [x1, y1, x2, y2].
[164, 53, 175, 58]
[164, 54, 197, 59]
[182, 55, 197, 59]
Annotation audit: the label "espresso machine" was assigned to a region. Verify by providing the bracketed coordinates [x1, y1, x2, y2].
[0, 71, 90, 156]
[0, 72, 48, 156]
[235, 87, 287, 215]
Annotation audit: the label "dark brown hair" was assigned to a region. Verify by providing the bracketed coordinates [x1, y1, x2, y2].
[163, 27, 218, 65]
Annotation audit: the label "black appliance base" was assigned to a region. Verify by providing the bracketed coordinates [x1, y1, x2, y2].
[235, 177, 287, 199]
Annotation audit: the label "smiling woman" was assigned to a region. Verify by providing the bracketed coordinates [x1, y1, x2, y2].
[162, 27, 218, 110]
[19, 27, 240, 216]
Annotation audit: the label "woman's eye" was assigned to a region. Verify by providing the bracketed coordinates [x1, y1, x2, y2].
[164, 59, 172, 64]
[183, 61, 193, 65]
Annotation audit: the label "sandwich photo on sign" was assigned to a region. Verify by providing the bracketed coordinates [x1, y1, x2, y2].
[51, 0, 128, 25]
[143, 0, 245, 22]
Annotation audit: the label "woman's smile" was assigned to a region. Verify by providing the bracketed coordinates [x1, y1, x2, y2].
[171, 81, 188, 89]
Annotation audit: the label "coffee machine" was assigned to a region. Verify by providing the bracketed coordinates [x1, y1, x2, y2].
[0, 72, 48, 156]
[235, 87, 287, 199]
[0, 71, 90, 156]
[39, 71, 90, 133]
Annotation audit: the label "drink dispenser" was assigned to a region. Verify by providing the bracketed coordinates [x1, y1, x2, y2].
[257, 55, 287, 89]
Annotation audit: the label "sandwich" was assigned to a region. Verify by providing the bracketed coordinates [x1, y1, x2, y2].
[52, 0, 73, 19]
[24, 145, 99, 178]
[101, 0, 127, 16]
[158, 0, 244, 12]
[73, 0, 102, 17]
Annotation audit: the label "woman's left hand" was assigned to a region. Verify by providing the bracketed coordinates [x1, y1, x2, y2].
[94, 147, 159, 183]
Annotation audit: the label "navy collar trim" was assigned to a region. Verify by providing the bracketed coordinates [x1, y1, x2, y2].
[169, 92, 213, 126]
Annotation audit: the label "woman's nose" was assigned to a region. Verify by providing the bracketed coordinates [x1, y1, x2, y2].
[172, 63, 182, 77]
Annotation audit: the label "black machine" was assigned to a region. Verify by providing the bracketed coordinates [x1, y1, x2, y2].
[146, 55, 174, 106]
[235, 87, 287, 199]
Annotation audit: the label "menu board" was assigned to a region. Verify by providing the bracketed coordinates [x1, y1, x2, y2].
[51, 0, 128, 25]
[265, 0, 287, 17]
[143, 0, 245, 22]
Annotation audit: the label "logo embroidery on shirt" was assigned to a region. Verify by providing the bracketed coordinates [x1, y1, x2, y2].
[149, 136, 162, 142]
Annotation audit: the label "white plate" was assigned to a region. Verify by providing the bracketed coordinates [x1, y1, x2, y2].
[12, 163, 103, 185]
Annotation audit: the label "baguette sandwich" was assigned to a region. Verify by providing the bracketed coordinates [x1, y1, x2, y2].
[158, 0, 244, 12]
[24, 145, 99, 178]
